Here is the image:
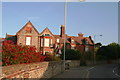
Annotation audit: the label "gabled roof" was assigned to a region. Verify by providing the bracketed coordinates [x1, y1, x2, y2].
[0, 38, 5, 40]
[39, 27, 54, 37]
[65, 35, 93, 45]
[84, 37, 93, 45]
[54, 35, 70, 43]
[16, 21, 39, 35]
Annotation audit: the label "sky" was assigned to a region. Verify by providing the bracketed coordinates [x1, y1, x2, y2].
[1, 2, 119, 45]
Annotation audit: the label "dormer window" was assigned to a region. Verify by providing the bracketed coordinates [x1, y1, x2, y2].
[71, 39, 74, 43]
[85, 46, 89, 52]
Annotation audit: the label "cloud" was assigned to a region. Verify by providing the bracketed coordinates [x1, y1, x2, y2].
[27, 17, 40, 20]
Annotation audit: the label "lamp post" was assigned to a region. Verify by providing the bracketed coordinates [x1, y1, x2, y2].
[63, 0, 67, 71]
[63, 0, 85, 70]
[93, 35, 102, 65]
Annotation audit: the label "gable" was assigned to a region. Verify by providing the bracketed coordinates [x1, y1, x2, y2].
[39, 27, 54, 37]
[16, 21, 39, 35]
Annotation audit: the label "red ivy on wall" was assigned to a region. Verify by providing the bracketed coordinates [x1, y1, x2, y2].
[2, 40, 46, 66]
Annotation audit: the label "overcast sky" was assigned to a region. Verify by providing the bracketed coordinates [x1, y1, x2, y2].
[1, 2, 119, 45]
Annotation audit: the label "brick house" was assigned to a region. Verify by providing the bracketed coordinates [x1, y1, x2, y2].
[6, 21, 94, 55]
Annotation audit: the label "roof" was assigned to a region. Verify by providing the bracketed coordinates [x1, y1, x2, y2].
[16, 21, 39, 35]
[54, 35, 70, 43]
[6, 33, 16, 38]
[0, 38, 5, 40]
[39, 27, 54, 37]
[53, 34, 94, 44]
[5, 21, 94, 45]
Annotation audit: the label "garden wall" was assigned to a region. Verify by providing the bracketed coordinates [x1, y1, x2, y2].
[1, 61, 64, 79]
[1, 60, 119, 79]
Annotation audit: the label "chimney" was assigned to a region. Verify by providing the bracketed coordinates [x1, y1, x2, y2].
[60, 25, 65, 38]
[78, 33, 84, 37]
[89, 36, 92, 40]
[89, 36, 94, 43]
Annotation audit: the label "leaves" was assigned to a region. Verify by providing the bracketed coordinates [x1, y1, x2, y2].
[2, 40, 46, 66]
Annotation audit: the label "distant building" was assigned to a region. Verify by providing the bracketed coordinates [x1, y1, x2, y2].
[6, 21, 94, 55]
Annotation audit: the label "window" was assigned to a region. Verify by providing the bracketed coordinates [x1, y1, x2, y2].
[41, 38, 44, 47]
[44, 38, 49, 47]
[86, 41, 89, 44]
[45, 34, 50, 36]
[71, 39, 74, 43]
[85, 46, 89, 52]
[26, 37, 31, 45]
[57, 39, 59, 43]
[71, 45, 75, 49]
[42, 34, 50, 36]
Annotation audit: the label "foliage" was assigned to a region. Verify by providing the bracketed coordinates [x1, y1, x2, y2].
[44, 53, 61, 61]
[80, 54, 87, 66]
[96, 43, 120, 60]
[80, 51, 94, 66]
[60, 49, 81, 60]
[85, 51, 94, 60]
[95, 43, 102, 47]
[2, 40, 46, 66]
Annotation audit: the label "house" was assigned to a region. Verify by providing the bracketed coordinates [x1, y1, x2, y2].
[5, 21, 94, 55]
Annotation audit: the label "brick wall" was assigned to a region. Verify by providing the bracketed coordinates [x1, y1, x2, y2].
[1, 60, 118, 79]
[1, 61, 64, 79]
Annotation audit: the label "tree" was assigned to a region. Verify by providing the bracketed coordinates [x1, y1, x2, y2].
[96, 43, 120, 60]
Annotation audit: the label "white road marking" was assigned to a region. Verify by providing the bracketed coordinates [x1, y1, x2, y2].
[115, 73, 120, 77]
[86, 67, 95, 71]
[86, 71, 90, 78]
[85, 66, 95, 78]
[113, 66, 120, 77]
[113, 67, 117, 73]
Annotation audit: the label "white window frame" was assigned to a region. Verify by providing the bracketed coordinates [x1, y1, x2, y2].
[57, 39, 59, 43]
[71, 45, 75, 49]
[85, 46, 89, 52]
[44, 38, 50, 47]
[41, 38, 44, 47]
[71, 39, 74, 43]
[26, 37, 31, 45]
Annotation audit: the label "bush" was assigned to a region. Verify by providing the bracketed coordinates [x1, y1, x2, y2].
[44, 53, 61, 61]
[2, 40, 46, 66]
[85, 51, 94, 61]
[60, 49, 81, 60]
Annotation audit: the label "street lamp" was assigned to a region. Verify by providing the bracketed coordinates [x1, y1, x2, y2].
[63, 0, 85, 70]
[93, 35, 102, 65]
[63, 0, 67, 71]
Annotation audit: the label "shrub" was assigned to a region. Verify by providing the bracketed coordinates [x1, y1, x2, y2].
[60, 49, 81, 60]
[2, 40, 46, 66]
[84, 51, 94, 61]
[44, 53, 61, 61]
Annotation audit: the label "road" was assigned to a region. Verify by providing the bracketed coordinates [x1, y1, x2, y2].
[52, 64, 120, 79]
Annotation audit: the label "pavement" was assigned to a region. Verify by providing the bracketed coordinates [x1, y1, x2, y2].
[51, 64, 120, 79]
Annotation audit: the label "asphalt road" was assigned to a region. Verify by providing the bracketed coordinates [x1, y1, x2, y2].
[53, 64, 120, 79]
